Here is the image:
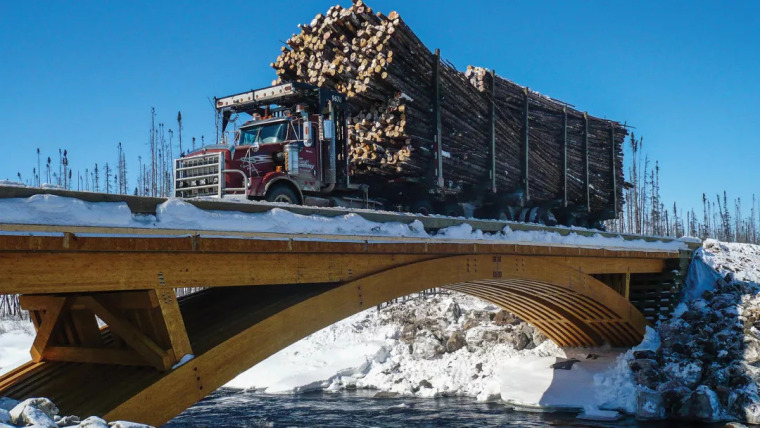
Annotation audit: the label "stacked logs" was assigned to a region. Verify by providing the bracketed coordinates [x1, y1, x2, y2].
[272, 0, 626, 213]
[466, 66, 627, 212]
[272, 1, 493, 184]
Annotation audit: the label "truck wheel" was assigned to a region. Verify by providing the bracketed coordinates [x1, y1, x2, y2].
[265, 185, 300, 205]
[539, 209, 558, 226]
[497, 206, 514, 221]
[410, 199, 434, 216]
[442, 203, 465, 218]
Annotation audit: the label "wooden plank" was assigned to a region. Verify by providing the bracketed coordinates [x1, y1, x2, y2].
[152, 289, 193, 361]
[542, 256, 665, 274]
[0, 235, 677, 295]
[69, 309, 102, 346]
[21, 292, 158, 311]
[29, 297, 67, 362]
[78, 296, 171, 371]
[43, 347, 146, 366]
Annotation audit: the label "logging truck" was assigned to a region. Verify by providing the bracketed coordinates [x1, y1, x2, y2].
[174, 81, 614, 227]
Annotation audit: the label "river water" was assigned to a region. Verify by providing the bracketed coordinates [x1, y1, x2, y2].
[164, 388, 707, 427]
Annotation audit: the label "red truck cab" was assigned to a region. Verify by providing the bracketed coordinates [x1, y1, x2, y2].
[174, 82, 349, 204]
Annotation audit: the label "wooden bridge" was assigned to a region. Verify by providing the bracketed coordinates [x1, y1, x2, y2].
[0, 215, 692, 425]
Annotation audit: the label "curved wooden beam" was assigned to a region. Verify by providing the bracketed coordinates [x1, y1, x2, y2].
[99, 254, 646, 425]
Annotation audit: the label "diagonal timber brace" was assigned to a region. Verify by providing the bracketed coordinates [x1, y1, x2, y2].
[20, 289, 192, 371]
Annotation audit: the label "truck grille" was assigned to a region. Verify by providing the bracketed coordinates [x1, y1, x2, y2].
[174, 153, 224, 198]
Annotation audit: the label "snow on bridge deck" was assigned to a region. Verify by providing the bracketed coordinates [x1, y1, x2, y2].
[0, 185, 693, 253]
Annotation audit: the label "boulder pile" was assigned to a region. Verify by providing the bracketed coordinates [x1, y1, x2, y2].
[630, 273, 760, 424]
[0, 396, 152, 428]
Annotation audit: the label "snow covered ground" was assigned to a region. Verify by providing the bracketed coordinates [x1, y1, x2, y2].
[0, 321, 34, 376]
[0, 194, 688, 251]
[700, 238, 760, 283]
[227, 292, 628, 416]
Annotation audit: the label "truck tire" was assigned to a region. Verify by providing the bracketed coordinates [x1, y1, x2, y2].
[410, 199, 434, 216]
[265, 185, 300, 205]
[442, 202, 465, 218]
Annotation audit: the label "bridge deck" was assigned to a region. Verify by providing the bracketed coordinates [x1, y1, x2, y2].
[0, 224, 679, 295]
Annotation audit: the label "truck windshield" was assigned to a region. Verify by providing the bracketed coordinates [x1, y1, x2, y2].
[239, 122, 287, 145]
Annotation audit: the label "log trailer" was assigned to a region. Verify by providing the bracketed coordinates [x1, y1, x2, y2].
[174, 81, 615, 227]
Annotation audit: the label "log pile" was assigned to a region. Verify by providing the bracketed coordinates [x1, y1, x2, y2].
[466, 66, 627, 212]
[272, 0, 626, 213]
[271, 1, 493, 185]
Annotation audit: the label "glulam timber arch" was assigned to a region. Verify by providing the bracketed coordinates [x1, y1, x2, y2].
[110, 256, 641, 424]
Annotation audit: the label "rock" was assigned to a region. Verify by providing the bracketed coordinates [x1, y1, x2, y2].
[676, 385, 722, 422]
[79, 416, 111, 428]
[444, 302, 462, 321]
[108, 421, 154, 428]
[445, 331, 467, 353]
[744, 401, 760, 425]
[629, 358, 659, 372]
[657, 381, 691, 417]
[9, 398, 59, 427]
[418, 379, 433, 389]
[551, 358, 579, 370]
[0, 410, 9, 424]
[636, 390, 665, 420]
[629, 359, 662, 390]
[400, 324, 417, 344]
[496, 330, 515, 344]
[704, 365, 731, 390]
[514, 332, 530, 351]
[633, 350, 658, 360]
[462, 318, 480, 330]
[728, 391, 760, 424]
[744, 337, 760, 364]
[723, 422, 749, 428]
[412, 335, 444, 359]
[475, 362, 483, 373]
[663, 360, 703, 389]
[493, 310, 519, 326]
[532, 330, 547, 347]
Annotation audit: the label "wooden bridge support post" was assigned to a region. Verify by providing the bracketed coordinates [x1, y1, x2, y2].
[20, 289, 192, 371]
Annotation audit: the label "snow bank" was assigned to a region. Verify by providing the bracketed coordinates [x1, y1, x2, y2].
[226, 292, 627, 414]
[700, 239, 760, 283]
[0, 321, 34, 376]
[0, 195, 686, 251]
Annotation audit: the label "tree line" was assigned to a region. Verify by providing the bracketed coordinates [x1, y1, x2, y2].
[11, 108, 204, 198]
[606, 133, 758, 244]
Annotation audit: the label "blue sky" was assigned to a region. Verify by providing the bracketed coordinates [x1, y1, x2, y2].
[1, 1, 759, 214]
